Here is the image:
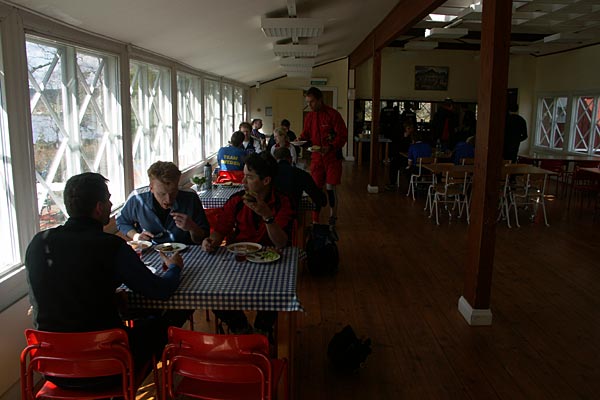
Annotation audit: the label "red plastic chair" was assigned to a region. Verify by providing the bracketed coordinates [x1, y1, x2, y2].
[20, 328, 149, 400]
[162, 326, 288, 400]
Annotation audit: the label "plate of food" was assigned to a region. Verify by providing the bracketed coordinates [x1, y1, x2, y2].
[307, 145, 321, 152]
[290, 140, 307, 146]
[246, 249, 281, 263]
[155, 242, 187, 253]
[127, 240, 152, 250]
[226, 242, 262, 255]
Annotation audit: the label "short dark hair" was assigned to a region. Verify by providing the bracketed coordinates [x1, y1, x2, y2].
[239, 122, 252, 130]
[231, 131, 245, 147]
[306, 87, 323, 100]
[281, 119, 291, 128]
[64, 172, 109, 218]
[251, 118, 262, 125]
[245, 151, 277, 180]
[273, 146, 292, 161]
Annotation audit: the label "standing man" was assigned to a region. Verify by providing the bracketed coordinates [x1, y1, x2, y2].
[240, 121, 261, 155]
[300, 87, 347, 234]
[431, 98, 458, 149]
[251, 118, 266, 150]
[503, 104, 528, 163]
[117, 161, 209, 245]
[26, 172, 183, 389]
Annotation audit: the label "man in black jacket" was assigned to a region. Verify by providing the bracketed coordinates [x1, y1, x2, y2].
[273, 147, 327, 221]
[25, 172, 183, 389]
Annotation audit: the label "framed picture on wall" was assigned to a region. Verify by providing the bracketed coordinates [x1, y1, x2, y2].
[265, 106, 272, 116]
[414, 66, 449, 91]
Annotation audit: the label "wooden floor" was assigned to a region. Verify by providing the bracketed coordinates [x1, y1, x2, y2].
[138, 161, 600, 399]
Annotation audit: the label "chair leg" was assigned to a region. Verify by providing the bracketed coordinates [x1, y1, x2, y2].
[540, 198, 549, 227]
[512, 195, 521, 228]
[435, 194, 440, 226]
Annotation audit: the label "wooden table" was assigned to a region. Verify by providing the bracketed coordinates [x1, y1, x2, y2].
[518, 151, 600, 167]
[579, 167, 600, 176]
[423, 164, 474, 174]
[354, 135, 392, 165]
[503, 164, 558, 176]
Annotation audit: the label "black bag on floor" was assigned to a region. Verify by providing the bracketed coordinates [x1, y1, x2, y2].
[328, 325, 372, 371]
[306, 223, 339, 276]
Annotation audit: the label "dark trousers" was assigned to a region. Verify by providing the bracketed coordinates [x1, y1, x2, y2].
[213, 310, 278, 334]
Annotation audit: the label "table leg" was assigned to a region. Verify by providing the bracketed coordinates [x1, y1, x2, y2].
[358, 141, 363, 165]
[277, 311, 296, 399]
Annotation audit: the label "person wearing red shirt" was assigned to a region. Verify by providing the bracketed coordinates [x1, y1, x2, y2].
[300, 87, 347, 233]
[201, 152, 294, 335]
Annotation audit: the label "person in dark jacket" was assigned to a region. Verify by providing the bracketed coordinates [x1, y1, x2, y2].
[503, 104, 528, 163]
[273, 147, 326, 219]
[25, 172, 184, 390]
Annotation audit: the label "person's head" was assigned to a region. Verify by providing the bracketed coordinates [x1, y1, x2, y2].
[243, 152, 277, 196]
[305, 87, 324, 112]
[281, 119, 291, 129]
[147, 161, 181, 210]
[230, 131, 245, 147]
[239, 122, 252, 139]
[273, 146, 292, 163]
[508, 103, 519, 113]
[404, 101, 412, 111]
[413, 131, 424, 143]
[251, 119, 263, 130]
[466, 135, 476, 146]
[442, 98, 454, 111]
[273, 127, 289, 145]
[404, 122, 416, 138]
[64, 172, 112, 225]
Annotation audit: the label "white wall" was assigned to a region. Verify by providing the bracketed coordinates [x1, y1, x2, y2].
[535, 44, 600, 93]
[0, 297, 32, 398]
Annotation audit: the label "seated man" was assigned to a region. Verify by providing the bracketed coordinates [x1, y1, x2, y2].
[273, 146, 326, 220]
[452, 136, 475, 165]
[240, 121, 261, 155]
[406, 131, 432, 174]
[25, 172, 184, 390]
[117, 161, 209, 244]
[217, 130, 246, 183]
[202, 152, 294, 335]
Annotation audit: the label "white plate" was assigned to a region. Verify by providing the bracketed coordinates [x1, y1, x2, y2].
[155, 242, 187, 253]
[226, 242, 262, 254]
[291, 140, 307, 146]
[246, 250, 281, 263]
[307, 146, 322, 152]
[127, 240, 152, 250]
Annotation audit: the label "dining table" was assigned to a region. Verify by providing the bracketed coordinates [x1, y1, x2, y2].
[124, 244, 302, 395]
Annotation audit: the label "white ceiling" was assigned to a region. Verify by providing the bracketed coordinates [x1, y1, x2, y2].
[6, 0, 600, 86]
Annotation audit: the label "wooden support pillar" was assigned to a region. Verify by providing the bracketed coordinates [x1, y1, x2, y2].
[459, 0, 512, 326]
[368, 48, 381, 193]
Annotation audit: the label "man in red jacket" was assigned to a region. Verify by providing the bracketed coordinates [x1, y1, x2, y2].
[300, 87, 348, 236]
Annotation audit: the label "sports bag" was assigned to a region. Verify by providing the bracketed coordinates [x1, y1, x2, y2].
[327, 325, 372, 371]
[305, 223, 339, 275]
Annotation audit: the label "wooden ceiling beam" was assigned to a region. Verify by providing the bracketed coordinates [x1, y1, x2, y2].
[349, 0, 447, 68]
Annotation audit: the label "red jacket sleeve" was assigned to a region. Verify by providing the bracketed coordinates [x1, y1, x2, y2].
[329, 107, 348, 149]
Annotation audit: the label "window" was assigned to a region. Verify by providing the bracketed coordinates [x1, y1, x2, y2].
[234, 86, 244, 129]
[177, 72, 203, 168]
[0, 36, 19, 274]
[204, 79, 221, 156]
[130, 61, 172, 188]
[222, 83, 234, 141]
[27, 37, 123, 230]
[571, 96, 600, 155]
[536, 96, 568, 150]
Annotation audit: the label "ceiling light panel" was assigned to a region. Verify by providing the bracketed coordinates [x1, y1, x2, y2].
[273, 44, 318, 57]
[261, 17, 324, 38]
[280, 58, 315, 68]
[425, 28, 468, 39]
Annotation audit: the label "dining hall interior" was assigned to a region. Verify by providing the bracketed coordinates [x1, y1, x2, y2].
[1, 0, 600, 399]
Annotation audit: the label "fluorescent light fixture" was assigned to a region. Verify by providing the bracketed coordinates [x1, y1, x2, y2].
[543, 32, 591, 43]
[403, 41, 438, 50]
[282, 65, 312, 73]
[273, 44, 318, 57]
[427, 13, 456, 23]
[425, 28, 468, 39]
[280, 58, 315, 68]
[261, 17, 323, 38]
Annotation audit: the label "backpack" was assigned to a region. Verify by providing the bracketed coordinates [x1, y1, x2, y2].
[327, 325, 372, 371]
[305, 223, 339, 276]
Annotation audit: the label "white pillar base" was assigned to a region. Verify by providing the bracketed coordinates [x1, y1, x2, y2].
[367, 184, 379, 193]
[345, 155, 355, 161]
[458, 296, 493, 326]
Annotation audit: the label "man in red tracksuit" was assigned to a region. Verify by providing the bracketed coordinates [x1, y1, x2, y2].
[300, 87, 348, 236]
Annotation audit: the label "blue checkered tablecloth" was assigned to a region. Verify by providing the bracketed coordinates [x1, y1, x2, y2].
[198, 187, 315, 211]
[125, 245, 303, 312]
